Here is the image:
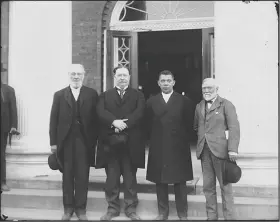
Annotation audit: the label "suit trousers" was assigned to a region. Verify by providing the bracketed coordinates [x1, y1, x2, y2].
[201, 142, 234, 220]
[104, 145, 138, 215]
[1, 132, 8, 184]
[156, 182, 188, 218]
[63, 125, 89, 214]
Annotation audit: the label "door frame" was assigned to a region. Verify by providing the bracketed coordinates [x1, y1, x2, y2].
[104, 30, 138, 91]
[103, 2, 215, 91]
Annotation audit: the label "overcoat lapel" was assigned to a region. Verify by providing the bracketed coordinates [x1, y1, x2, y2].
[165, 92, 177, 109]
[200, 100, 206, 120]
[155, 92, 177, 120]
[205, 96, 222, 121]
[79, 86, 85, 109]
[121, 87, 131, 105]
[64, 86, 72, 108]
[113, 88, 122, 106]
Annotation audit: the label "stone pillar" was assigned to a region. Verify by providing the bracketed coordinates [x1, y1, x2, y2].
[6, 1, 72, 178]
[1, 1, 9, 84]
[214, 1, 278, 155]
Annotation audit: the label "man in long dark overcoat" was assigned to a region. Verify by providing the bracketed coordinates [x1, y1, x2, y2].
[145, 70, 194, 221]
[1, 63, 18, 192]
[96, 66, 146, 221]
[49, 64, 98, 220]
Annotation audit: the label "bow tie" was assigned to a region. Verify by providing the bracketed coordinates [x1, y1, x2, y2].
[205, 100, 213, 104]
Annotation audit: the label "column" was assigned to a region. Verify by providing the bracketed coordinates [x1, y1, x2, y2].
[6, 1, 72, 178]
[1, 1, 9, 84]
[214, 1, 278, 155]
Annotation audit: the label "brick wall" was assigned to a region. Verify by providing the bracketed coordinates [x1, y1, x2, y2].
[72, 1, 116, 94]
[1, 1, 9, 84]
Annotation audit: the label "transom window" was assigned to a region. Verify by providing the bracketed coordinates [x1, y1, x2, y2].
[118, 1, 214, 22]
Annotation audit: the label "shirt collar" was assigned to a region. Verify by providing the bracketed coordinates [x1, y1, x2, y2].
[205, 95, 218, 104]
[116, 86, 128, 91]
[162, 90, 173, 96]
[70, 85, 82, 92]
[212, 95, 218, 103]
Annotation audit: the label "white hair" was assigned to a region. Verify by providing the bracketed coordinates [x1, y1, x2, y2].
[202, 78, 219, 88]
[68, 64, 85, 74]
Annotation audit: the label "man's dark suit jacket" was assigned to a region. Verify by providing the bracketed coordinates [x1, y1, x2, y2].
[96, 87, 146, 169]
[193, 95, 240, 160]
[49, 85, 99, 167]
[1, 83, 18, 132]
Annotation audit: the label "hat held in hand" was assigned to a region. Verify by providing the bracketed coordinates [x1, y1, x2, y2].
[223, 160, 242, 185]
[48, 153, 63, 173]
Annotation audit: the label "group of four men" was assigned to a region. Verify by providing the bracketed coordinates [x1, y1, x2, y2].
[48, 63, 240, 221]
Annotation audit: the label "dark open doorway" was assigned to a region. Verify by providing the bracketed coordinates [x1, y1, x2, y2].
[138, 29, 203, 107]
[138, 29, 204, 143]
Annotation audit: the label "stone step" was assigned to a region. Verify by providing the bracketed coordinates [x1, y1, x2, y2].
[0, 207, 206, 221]
[7, 177, 198, 195]
[6, 171, 277, 198]
[195, 168, 278, 198]
[1, 189, 278, 220]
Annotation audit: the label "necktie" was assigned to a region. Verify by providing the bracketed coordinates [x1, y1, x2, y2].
[119, 89, 125, 99]
[116, 87, 125, 99]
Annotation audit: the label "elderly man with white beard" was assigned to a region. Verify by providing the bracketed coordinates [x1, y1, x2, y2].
[49, 64, 99, 220]
[193, 78, 240, 220]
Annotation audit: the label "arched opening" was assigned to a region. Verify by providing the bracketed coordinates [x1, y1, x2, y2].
[110, 1, 214, 31]
[104, 1, 215, 114]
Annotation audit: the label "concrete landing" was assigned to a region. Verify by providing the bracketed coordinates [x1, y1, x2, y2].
[1, 189, 278, 220]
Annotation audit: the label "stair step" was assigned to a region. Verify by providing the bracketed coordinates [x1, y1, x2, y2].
[0, 207, 207, 221]
[7, 176, 198, 195]
[1, 189, 278, 220]
[7, 173, 277, 198]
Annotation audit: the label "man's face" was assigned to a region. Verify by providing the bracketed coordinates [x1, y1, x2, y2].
[69, 71, 84, 89]
[114, 67, 130, 89]
[202, 81, 218, 101]
[158, 74, 175, 94]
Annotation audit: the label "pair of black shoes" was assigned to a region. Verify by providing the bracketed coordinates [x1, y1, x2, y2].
[62, 209, 88, 220]
[100, 212, 141, 221]
[154, 214, 188, 221]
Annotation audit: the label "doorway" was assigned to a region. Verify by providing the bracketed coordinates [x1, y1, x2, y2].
[138, 29, 203, 106]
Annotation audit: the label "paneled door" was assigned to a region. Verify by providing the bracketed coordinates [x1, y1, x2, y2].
[105, 30, 138, 90]
[202, 27, 215, 80]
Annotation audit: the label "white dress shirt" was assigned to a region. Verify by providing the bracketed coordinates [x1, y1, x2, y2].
[70, 85, 81, 101]
[162, 91, 173, 103]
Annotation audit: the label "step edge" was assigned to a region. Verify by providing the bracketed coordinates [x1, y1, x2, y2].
[3, 189, 278, 205]
[1, 207, 208, 220]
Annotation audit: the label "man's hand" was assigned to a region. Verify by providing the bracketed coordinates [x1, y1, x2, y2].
[10, 128, 17, 133]
[51, 145, 57, 153]
[228, 151, 238, 162]
[112, 119, 128, 131]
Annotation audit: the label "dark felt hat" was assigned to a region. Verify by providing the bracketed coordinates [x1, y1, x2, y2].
[1, 63, 7, 72]
[48, 153, 63, 173]
[223, 160, 242, 185]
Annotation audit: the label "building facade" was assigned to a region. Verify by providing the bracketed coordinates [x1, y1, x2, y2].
[1, 1, 278, 178]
